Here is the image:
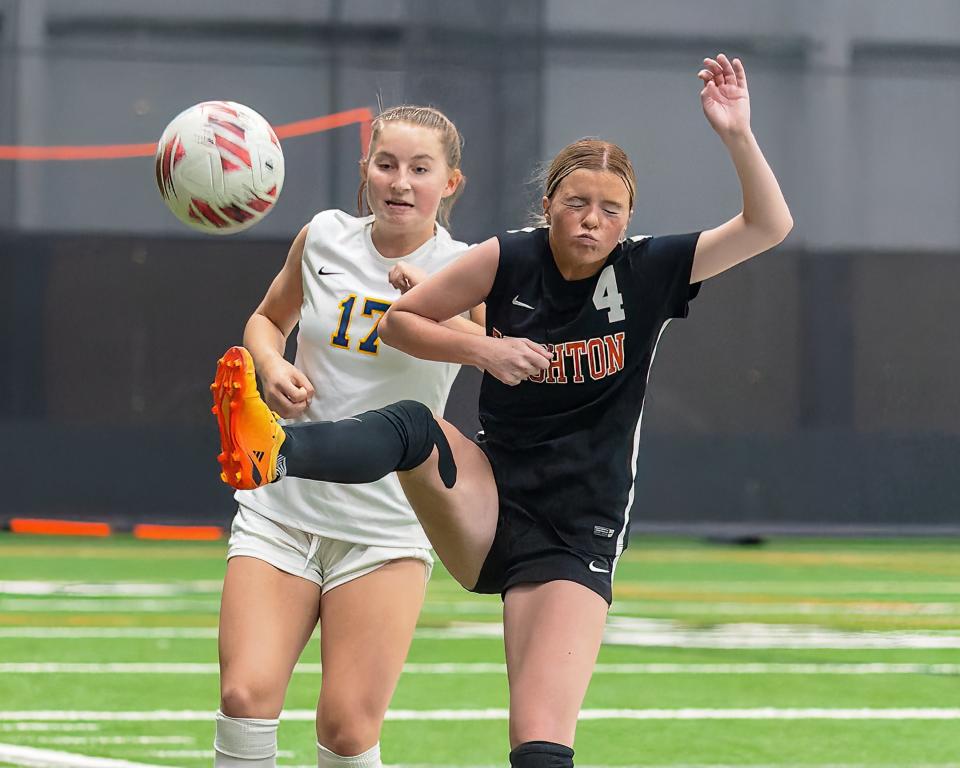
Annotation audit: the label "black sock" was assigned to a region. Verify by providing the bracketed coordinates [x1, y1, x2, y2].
[509, 741, 574, 768]
[279, 400, 457, 488]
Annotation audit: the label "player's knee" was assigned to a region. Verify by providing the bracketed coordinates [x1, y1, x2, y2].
[509, 740, 575, 768]
[220, 681, 283, 720]
[316, 698, 381, 756]
[316, 718, 380, 757]
[380, 400, 457, 488]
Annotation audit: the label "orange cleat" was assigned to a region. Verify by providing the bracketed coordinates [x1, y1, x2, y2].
[210, 346, 286, 490]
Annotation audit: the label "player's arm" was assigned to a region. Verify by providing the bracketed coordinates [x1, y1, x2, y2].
[388, 261, 486, 336]
[379, 238, 551, 385]
[690, 54, 793, 284]
[243, 224, 316, 417]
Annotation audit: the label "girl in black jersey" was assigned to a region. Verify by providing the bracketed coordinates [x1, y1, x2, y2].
[214, 54, 792, 768]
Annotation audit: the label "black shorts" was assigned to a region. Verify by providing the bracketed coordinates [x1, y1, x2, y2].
[470, 504, 616, 605]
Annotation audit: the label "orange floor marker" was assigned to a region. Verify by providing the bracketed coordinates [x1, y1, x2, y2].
[10, 518, 112, 537]
[133, 524, 224, 541]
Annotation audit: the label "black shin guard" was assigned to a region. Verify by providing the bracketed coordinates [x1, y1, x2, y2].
[509, 741, 575, 768]
[280, 400, 457, 488]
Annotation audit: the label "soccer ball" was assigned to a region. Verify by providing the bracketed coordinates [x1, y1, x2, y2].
[155, 101, 284, 234]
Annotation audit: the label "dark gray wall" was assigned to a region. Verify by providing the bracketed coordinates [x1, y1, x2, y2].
[3, 235, 957, 532]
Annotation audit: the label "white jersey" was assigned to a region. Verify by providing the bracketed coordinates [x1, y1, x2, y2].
[236, 209, 468, 546]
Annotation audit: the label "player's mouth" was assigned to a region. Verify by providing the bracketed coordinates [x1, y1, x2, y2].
[575, 233, 598, 244]
[385, 199, 415, 210]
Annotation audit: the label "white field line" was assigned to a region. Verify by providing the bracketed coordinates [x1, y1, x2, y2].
[0, 599, 219, 613]
[1, 662, 959, 676]
[615, 582, 960, 595]
[0, 581, 221, 596]
[1, 709, 959, 722]
[3, 621, 960, 648]
[610, 602, 960, 616]
[142, 750, 294, 759]
[0, 628, 219, 639]
[600, 616, 960, 649]
[0, 724, 99, 732]
[35, 737, 191, 746]
[0, 741, 168, 768]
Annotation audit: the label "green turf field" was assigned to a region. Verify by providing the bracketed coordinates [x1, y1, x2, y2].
[1, 533, 958, 767]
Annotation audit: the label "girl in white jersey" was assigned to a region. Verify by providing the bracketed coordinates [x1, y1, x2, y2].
[214, 106, 484, 768]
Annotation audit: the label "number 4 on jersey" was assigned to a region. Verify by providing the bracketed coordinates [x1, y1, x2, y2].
[592, 265, 624, 322]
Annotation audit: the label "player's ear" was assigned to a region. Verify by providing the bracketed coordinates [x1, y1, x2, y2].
[443, 168, 463, 198]
[542, 196, 551, 223]
[358, 157, 368, 182]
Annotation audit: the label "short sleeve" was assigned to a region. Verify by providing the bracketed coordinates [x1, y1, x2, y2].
[488, 227, 543, 306]
[641, 232, 702, 319]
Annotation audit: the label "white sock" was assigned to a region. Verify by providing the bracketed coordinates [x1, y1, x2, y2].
[317, 740, 381, 768]
[214, 710, 279, 767]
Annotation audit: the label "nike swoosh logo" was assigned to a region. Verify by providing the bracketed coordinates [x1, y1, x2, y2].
[511, 295, 534, 310]
[588, 560, 610, 573]
[318, 266, 344, 276]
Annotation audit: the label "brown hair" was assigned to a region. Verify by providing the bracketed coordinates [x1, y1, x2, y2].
[533, 138, 636, 225]
[357, 105, 465, 229]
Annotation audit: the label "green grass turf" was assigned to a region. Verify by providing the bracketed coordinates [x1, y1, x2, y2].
[0, 533, 958, 767]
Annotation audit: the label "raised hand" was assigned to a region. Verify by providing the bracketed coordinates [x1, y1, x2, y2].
[698, 53, 751, 141]
[258, 355, 315, 418]
[482, 336, 552, 387]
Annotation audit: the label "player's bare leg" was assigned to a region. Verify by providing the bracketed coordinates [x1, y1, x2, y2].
[219, 556, 320, 718]
[216, 556, 320, 765]
[314, 559, 427, 762]
[503, 581, 608, 751]
[397, 419, 499, 589]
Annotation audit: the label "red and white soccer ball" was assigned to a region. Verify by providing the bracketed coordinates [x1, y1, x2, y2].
[155, 101, 284, 234]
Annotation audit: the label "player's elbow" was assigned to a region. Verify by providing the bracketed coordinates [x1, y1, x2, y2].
[774, 211, 794, 244]
[377, 308, 397, 346]
[378, 307, 413, 349]
[754, 211, 793, 250]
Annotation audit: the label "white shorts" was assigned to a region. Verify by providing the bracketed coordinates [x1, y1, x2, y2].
[227, 505, 433, 593]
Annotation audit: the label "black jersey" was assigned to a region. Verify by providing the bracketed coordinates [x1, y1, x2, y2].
[479, 226, 701, 568]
